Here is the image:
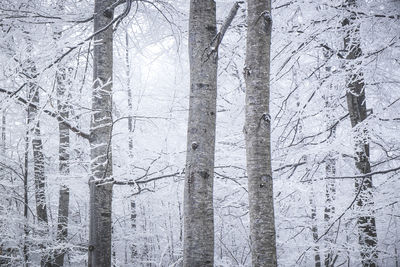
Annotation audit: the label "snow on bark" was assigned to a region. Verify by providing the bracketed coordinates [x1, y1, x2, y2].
[88, 1, 114, 266]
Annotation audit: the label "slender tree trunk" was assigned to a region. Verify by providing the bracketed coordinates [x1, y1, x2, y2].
[53, 3, 71, 265]
[184, 1, 217, 266]
[88, 1, 114, 266]
[324, 152, 336, 267]
[296, 91, 321, 267]
[244, 0, 277, 266]
[323, 51, 337, 267]
[27, 73, 48, 224]
[27, 72, 50, 266]
[310, 188, 321, 267]
[342, 0, 378, 266]
[54, 67, 71, 267]
[125, 29, 138, 263]
[1, 111, 5, 153]
[23, 130, 29, 267]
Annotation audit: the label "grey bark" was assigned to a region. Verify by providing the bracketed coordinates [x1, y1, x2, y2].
[184, 0, 217, 266]
[125, 30, 137, 263]
[310, 188, 321, 267]
[323, 51, 337, 267]
[88, 1, 114, 266]
[23, 132, 29, 267]
[342, 0, 378, 266]
[243, 0, 277, 266]
[26, 63, 50, 267]
[53, 3, 71, 264]
[324, 153, 337, 267]
[27, 71, 48, 225]
[1, 111, 5, 154]
[54, 67, 71, 267]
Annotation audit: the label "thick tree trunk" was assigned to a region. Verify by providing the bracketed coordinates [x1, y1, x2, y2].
[244, 0, 277, 266]
[88, 1, 114, 266]
[184, 0, 217, 266]
[54, 67, 71, 267]
[342, 0, 378, 266]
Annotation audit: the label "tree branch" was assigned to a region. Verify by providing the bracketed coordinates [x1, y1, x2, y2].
[210, 1, 243, 52]
[325, 165, 400, 179]
[0, 87, 90, 140]
[112, 171, 182, 185]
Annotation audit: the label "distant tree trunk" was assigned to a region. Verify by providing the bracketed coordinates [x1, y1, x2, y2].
[124, 29, 138, 263]
[324, 152, 337, 267]
[53, 3, 71, 264]
[54, 67, 71, 267]
[296, 92, 321, 267]
[27, 68, 48, 224]
[183, 0, 217, 266]
[243, 0, 277, 266]
[342, 0, 378, 266]
[88, 1, 114, 266]
[1, 111, 5, 153]
[26, 63, 50, 267]
[310, 187, 321, 267]
[323, 50, 337, 267]
[23, 130, 29, 267]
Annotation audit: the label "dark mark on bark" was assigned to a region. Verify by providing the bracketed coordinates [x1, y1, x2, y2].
[191, 142, 198, 150]
[200, 171, 210, 179]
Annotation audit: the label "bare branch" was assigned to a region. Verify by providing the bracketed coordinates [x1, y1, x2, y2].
[325, 166, 400, 179]
[0, 86, 90, 140]
[211, 1, 243, 52]
[112, 171, 182, 186]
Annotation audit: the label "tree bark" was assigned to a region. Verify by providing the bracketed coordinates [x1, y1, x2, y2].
[125, 29, 138, 263]
[27, 71, 48, 225]
[88, 1, 114, 266]
[26, 63, 50, 267]
[310, 188, 321, 267]
[23, 131, 29, 267]
[53, 3, 71, 265]
[244, 0, 277, 266]
[342, 0, 378, 266]
[54, 67, 71, 267]
[323, 50, 337, 267]
[184, 0, 217, 266]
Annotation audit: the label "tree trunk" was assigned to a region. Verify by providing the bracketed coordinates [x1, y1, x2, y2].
[27, 72, 48, 224]
[310, 188, 321, 267]
[1, 111, 5, 153]
[324, 153, 336, 267]
[342, 0, 378, 266]
[88, 1, 114, 266]
[54, 67, 71, 267]
[23, 131, 29, 267]
[53, 3, 71, 263]
[323, 50, 337, 267]
[184, 0, 217, 266]
[125, 29, 138, 263]
[244, 0, 277, 266]
[27, 66, 50, 267]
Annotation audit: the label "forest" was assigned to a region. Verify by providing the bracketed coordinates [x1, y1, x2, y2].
[0, 0, 399, 266]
